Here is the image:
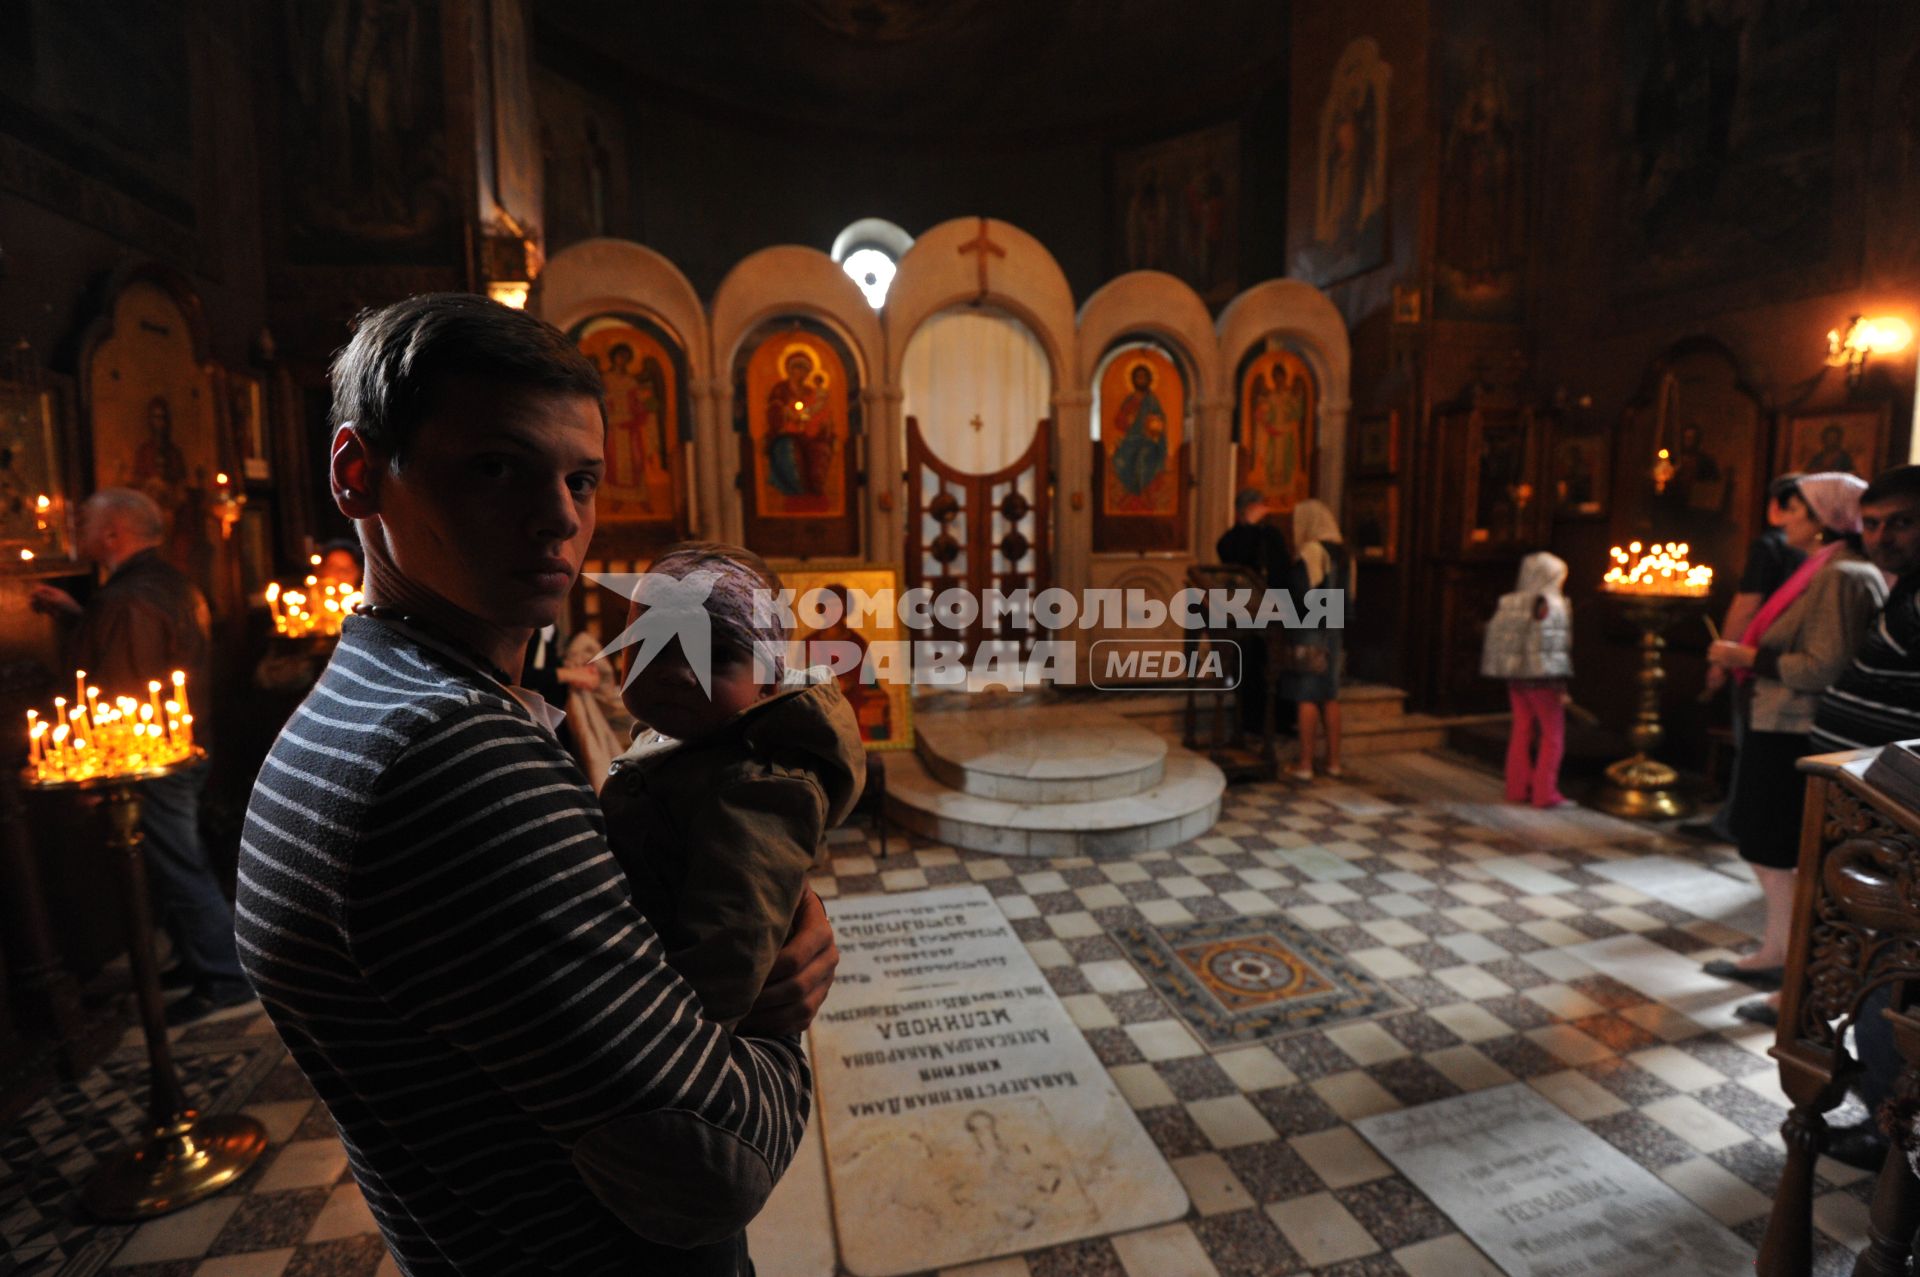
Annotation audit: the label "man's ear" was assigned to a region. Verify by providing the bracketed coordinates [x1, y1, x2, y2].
[330, 425, 384, 520]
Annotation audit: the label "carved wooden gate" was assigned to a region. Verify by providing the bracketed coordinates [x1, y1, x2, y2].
[905, 416, 1050, 662]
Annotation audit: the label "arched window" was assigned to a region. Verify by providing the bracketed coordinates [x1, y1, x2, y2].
[831, 217, 912, 310]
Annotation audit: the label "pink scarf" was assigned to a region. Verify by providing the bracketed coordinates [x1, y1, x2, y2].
[1732, 541, 1844, 685]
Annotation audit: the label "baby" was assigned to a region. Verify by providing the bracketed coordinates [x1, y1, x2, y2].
[599, 542, 865, 1028]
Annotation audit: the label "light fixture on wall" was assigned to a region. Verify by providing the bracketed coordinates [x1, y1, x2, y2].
[1827, 314, 1913, 389]
[481, 232, 540, 310]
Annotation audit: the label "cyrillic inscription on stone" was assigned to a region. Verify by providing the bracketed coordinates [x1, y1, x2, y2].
[814, 885, 1187, 1277]
[1357, 1084, 1751, 1277]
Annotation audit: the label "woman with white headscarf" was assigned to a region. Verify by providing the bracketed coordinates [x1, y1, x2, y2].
[1280, 499, 1350, 781]
[1704, 472, 1886, 1021]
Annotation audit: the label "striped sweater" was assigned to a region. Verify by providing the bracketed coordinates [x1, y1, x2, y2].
[236, 616, 809, 1275]
[1812, 575, 1920, 752]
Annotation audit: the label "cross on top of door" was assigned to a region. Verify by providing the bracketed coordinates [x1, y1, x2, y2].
[969, 414, 984, 432]
[956, 217, 1005, 300]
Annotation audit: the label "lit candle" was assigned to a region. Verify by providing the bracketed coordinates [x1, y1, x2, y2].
[171, 670, 190, 721]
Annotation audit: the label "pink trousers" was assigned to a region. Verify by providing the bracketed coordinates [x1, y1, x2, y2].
[1505, 683, 1567, 807]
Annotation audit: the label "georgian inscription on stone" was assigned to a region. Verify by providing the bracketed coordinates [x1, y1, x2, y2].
[1356, 1085, 1751, 1277]
[815, 886, 1187, 1277]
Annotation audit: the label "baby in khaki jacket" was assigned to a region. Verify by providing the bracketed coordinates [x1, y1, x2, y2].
[600, 543, 865, 1027]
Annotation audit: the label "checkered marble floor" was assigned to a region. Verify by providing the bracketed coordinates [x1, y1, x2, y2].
[1, 749, 1877, 1277]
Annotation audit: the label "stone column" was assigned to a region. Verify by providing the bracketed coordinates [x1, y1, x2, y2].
[1050, 390, 1093, 597]
[688, 377, 737, 545]
[863, 384, 903, 564]
[1194, 394, 1236, 559]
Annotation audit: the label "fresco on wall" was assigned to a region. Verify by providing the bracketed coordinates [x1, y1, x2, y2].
[281, 0, 457, 263]
[1235, 346, 1315, 516]
[1113, 123, 1240, 305]
[1094, 343, 1187, 554]
[1435, 35, 1530, 321]
[747, 330, 852, 519]
[572, 314, 686, 537]
[1621, 346, 1764, 611]
[1298, 37, 1390, 286]
[736, 321, 863, 559]
[1617, 0, 1842, 303]
[1099, 346, 1184, 518]
[87, 281, 220, 576]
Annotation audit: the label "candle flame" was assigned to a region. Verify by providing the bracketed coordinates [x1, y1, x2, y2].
[1601, 542, 1714, 597]
[25, 669, 198, 783]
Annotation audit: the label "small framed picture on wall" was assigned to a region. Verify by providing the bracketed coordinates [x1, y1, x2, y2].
[1349, 483, 1399, 563]
[1777, 403, 1891, 481]
[1548, 426, 1610, 521]
[1351, 410, 1399, 477]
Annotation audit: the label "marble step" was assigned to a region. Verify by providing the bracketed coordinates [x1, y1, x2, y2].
[1115, 682, 1411, 735]
[915, 703, 1167, 802]
[885, 749, 1226, 857]
[1328, 715, 1450, 756]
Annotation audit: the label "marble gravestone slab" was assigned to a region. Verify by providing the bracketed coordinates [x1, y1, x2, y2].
[814, 885, 1188, 1277]
[1356, 1085, 1752, 1277]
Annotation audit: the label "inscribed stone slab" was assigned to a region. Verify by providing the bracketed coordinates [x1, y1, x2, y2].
[1356, 1084, 1751, 1277]
[814, 886, 1188, 1277]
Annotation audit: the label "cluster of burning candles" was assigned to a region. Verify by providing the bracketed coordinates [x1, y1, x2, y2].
[266, 555, 363, 639]
[16, 493, 54, 562]
[1601, 541, 1715, 597]
[25, 670, 195, 784]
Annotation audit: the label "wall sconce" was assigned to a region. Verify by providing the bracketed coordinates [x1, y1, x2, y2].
[1827, 315, 1913, 389]
[481, 233, 540, 311]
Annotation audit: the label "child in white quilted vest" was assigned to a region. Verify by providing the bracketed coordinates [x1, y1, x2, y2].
[1481, 552, 1575, 807]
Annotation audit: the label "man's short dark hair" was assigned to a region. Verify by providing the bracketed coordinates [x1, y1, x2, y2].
[1863, 464, 1920, 509]
[329, 293, 603, 464]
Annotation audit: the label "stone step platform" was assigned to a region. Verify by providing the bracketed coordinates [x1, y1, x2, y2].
[914, 702, 1168, 802]
[885, 748, 1225, 857]
[1115, 683, 1449, 756]
[1112, 682, 1410, 729]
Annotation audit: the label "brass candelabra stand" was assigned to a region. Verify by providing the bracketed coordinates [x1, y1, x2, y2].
[1590, 595, 1709, 821]
[25, 750, 267, 1220]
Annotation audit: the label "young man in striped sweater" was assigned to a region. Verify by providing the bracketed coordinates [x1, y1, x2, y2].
[237, 294, 836, 1276]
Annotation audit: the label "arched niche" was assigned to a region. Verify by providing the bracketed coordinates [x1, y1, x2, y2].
[885, 217, 1076, 391]
[1216, 280, 1352, 532]
[711, 246, 885, 552]
[535, 238, 715, 557]
[1076, 271, 1221, 400]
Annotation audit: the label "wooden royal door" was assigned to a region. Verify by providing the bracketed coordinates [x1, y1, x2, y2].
[905, 415, 1050, 662]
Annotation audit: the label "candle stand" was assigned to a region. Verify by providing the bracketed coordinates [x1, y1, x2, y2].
[1590, 595, 1709, 821]
[25, 749, 266, 1219]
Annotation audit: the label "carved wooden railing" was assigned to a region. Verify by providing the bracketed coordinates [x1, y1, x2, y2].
[1761, 751, 1920, 1276]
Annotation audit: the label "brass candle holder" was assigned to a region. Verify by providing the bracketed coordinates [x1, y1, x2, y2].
[22, 674, 265, 1219]
[1592, 544, 1715, 821]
